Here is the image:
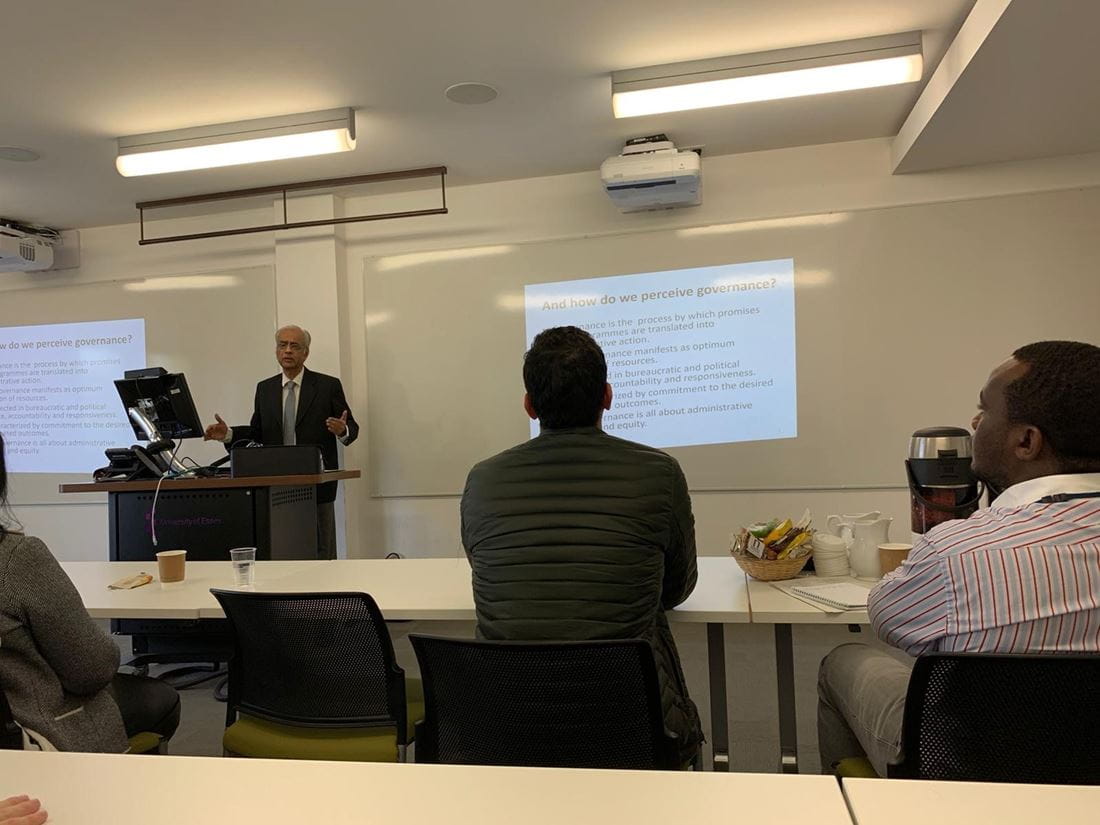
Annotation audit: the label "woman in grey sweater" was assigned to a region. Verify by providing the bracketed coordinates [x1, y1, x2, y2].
[0, 433, 180, 752]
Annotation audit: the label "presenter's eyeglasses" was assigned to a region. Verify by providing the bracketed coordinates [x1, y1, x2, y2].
[277, 341, 305, 352]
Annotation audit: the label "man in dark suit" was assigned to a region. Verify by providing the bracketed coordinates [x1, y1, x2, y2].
[204, 325, 358, 558]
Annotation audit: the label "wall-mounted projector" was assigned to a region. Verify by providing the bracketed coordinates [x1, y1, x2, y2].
[600, 134, 701, 213]
[0, 229, 54, 272]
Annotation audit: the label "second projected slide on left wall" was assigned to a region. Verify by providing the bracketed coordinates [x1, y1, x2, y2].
[0, 319, 146, 473]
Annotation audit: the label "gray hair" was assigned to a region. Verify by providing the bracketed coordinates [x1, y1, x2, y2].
[275, 325, 311, 349]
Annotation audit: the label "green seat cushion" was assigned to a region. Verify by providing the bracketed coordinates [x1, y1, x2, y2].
[224, 715, 399, 761]
[835, 756, 879, 778]
[405, 676, 425, 741]
[126, 732, 163, 754]
[225, 677, 425, 762]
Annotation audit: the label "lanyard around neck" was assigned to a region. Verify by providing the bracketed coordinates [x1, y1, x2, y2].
[1038, 491, 1100, 503]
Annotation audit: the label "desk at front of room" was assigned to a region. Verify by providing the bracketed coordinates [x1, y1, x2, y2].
[841, 778, 1100, 825]
[0, 751, 854, 825]
[4, 748, 1098, 825]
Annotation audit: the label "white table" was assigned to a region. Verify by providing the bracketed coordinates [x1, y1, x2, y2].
[843, 777, 1100, 825]
[66, 557, 749, 623]
[0, 750, 854, 825]
[747, 575, 872, 774]
[671, 556, 751, 772]
[64, 556, 750, 772]
[63, 560, 330, 619]
[746, 577, 871, 626]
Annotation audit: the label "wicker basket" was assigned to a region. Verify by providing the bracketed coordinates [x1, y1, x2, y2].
[731, 548, 812, 582]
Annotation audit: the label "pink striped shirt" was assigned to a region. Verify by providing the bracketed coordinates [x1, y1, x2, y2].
[869, 474, 1100, 656]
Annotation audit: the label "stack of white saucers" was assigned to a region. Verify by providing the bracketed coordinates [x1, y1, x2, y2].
[812, 532, 850, 577]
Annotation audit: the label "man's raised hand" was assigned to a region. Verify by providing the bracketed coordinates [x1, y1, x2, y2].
[325, 410, 349, 437]
[204, 413, 228, 442]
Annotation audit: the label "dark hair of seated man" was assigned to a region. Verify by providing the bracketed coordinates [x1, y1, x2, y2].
[522, 326, 608, 429]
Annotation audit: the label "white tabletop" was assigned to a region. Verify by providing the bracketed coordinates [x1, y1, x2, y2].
[746, 575, 872, 624]
[64, 556, 750, 624]
[843, 777, 1100, 825]
[63, 560, 331, 619]
[676, 556, 751, 623]
[203, 557, 479, 621]
[0, 751, 853, 825]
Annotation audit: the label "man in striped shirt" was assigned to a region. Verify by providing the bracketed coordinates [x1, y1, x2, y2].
[817, 340, 1100, 775]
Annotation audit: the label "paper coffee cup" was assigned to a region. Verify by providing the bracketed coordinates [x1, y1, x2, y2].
[156, 550, 187, 584]
[878, 543, 912, 577]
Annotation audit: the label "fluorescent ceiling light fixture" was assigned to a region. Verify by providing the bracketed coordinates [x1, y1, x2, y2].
[612, 32, 922, 118]
[116, 108, 356, 176]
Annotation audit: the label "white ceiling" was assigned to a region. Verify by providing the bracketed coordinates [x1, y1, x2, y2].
[0, 0, 977, 229]
[893, 0, 1100, 173]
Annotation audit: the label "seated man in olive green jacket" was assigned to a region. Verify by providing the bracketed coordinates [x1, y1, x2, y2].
[460, 325, 702, 764]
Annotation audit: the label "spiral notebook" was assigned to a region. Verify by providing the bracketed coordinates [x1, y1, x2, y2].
[788, 582, 871, 610]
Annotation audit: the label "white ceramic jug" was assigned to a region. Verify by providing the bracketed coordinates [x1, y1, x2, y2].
[826, 511, 883, 538]
[848, 517, 893, 578]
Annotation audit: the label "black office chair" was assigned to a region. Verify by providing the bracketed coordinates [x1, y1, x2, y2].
[841, 652, 1100, 783]
[211, 589, 423, 762]
[410, 635, 683, 770]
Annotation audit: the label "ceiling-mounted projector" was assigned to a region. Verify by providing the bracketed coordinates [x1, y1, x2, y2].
[600, 134, 701, 213]
[0, 229, 54, 272]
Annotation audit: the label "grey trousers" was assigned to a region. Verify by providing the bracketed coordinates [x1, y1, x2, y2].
[816, 643, 912, 776]
[317, 500, 337, 560]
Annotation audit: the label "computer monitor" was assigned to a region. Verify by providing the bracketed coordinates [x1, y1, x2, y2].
[114, 369, 204, 441]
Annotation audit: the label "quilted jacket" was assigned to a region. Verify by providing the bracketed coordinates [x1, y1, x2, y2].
[460, 426, 703, 759]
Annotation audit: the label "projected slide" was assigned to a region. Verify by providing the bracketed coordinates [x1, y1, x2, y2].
[524, 259, 796, 448]
[0, 319, 146, 473]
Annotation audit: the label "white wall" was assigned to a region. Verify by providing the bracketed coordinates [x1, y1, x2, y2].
[10, 136, 1100, 561]
[337, 137, 1100, 559]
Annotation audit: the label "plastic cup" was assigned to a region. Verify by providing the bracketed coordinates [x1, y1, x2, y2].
[230, 547, 257, 588]
[156, 550, 186, 587]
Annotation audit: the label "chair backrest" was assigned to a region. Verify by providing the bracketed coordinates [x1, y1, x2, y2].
[410, 635, 680, 770]
[0, 687, 23, 750]
[210, 589, 407, 739]
[892, 652, 1100, 784]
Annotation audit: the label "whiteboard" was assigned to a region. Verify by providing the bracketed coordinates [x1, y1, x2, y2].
[0, 266, 277, 504]
[362, 187, 1100, 497]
